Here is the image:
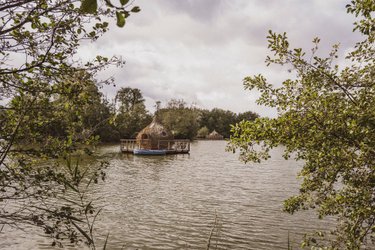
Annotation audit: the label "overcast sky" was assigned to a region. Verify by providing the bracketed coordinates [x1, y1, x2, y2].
[78, 0, 362, 117]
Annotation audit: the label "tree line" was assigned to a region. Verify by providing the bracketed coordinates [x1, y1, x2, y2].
[3, 83, 259, 143]
[113, 87, 259, 141]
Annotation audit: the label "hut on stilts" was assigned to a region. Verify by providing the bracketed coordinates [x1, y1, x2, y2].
[120, 116, 190, 155]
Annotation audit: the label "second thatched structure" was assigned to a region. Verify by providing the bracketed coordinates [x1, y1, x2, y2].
[206, 130, 224, 140]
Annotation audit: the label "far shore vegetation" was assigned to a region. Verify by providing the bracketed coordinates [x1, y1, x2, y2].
[110, 86, 259, 141]
[1, 84, 260, 144]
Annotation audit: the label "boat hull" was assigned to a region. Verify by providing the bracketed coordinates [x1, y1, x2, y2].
[133, 149, 167, 155]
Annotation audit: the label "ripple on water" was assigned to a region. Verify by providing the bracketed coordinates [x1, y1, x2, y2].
[2, 141, 338, 249]
[85, 141, 336, 249]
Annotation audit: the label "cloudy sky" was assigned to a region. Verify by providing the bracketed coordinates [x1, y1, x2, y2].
[79, 0, 362, 117]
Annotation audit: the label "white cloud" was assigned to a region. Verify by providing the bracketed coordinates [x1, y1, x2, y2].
[77, 0, 362, 117]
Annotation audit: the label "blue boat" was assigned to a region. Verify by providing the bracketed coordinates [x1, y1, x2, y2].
[133, 149, 167, 155]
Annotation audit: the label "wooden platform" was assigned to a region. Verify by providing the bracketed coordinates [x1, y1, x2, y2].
[120, 139, 190, 154]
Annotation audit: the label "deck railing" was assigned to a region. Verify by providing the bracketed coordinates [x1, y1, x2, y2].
[158, 139, 190, 153]
[120, 139, 190, 154]
[120, 139, 137, 152]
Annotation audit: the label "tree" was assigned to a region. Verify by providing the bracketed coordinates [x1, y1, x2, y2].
[157, 99, 200, 140]
[1, 69, 114, 248]
[197, 126, 210, 138]
[91, 98, 120, 142]
[115, 87, 145, 113]
[54, 71, 119, 143]
[199, 108, 237, 138]
[0, 0, 140, 247]
[228, 1, 374, 248]
[235, 111, 259, 124]
[114, 87, 151, 138]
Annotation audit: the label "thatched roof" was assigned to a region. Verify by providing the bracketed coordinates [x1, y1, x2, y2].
[136, 116, 173, 141]
[206, 130, 224, 139]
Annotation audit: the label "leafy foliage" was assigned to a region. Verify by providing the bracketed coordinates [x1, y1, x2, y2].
[199, 108, 236, 138]
[115, 87, 145, 113]
[197, 126, 210, 138]
[155, 100, 259, 140]
[0, 0, 139, 247]
[114, 87, 152, 138]
[80, 0, 140, 27]
[228, 1, 374, 248]
[157, 99, 201, 140]
[199, 109, 258, 138]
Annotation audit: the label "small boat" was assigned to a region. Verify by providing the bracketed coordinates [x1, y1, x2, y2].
[133, 149, 167, 155]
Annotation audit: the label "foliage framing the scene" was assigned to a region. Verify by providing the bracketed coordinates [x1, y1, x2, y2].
[0, 0, 139, 247]
[228, 0, 374, 249]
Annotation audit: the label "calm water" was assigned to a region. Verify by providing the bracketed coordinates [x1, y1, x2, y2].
[1, 141, 335, 249]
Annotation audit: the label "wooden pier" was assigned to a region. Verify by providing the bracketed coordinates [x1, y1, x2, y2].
[120, 139, 190, 154]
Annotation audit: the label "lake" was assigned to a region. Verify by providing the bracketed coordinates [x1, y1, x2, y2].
[1, 140, 334, 249]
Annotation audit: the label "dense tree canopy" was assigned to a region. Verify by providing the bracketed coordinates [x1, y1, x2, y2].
[199, 108, 236, 138]
[156, 99, 200, 140]
[114, 87, 152, 138]
[154, 99, 259, 140]
[229, 1, 374, 248]
[198, 109, 258, 138]
[115, 87, 145, 113]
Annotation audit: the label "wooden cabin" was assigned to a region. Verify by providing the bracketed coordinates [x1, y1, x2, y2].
[120, 116, 190, 154]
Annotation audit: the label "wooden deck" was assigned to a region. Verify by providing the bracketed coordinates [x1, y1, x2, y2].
[120, 139, 190, 154]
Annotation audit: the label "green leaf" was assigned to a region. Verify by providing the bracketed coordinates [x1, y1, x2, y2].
[80, 0, 97, 14]
[131, 6, 141, 13]
[120, 0, 129, 6]
[116, 12, 126, 27]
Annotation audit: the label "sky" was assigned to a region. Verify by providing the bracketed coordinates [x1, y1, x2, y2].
[78, 0, 362, 117]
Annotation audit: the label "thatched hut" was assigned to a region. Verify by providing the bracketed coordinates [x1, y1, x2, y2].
[206, 130, 224, 140]
[136, 116, 174, 150]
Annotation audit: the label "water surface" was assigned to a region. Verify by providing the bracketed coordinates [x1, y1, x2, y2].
[1, 140, 334, 249]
